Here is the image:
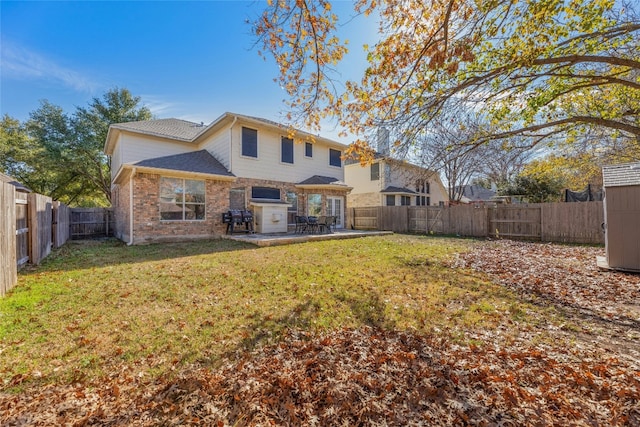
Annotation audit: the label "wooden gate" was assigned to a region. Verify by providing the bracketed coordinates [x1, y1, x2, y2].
[488, 205, 542, 240]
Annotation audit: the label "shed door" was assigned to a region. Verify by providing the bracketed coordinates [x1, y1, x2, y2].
[605, 186, 640, 271]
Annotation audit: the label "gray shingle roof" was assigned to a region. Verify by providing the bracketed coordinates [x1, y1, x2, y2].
[455, 184, 496, 201]
[297, 175, 340, 185]
[112, 118, 208, 142]
[381, 186, 416, 194]
[0, 172, 31, 192]
[134, 150, 235, 177]
[603, 162, 640, 187]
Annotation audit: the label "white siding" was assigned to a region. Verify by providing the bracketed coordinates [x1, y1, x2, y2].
[229, 122, 345, 182]
[200, 127, 231, 170]
[119, 133, 197, 165]
[429, 177, 449, 206]
[344, 162, 382, 194]
[111, 142, 123, 182]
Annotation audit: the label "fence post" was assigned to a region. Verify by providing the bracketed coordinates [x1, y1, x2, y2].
[1, 182, 17, 297]
[28, 193, 38, 266]
[540, 204, 544, 241]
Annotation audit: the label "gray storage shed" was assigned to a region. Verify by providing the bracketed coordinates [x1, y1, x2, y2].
[601, 162, 640, 272]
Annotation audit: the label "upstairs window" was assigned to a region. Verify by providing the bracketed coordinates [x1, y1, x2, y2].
[281, 137, 294, 164]
[416, 180, 430, 194]
[371, 163, 380, 181]
[305, 142, 313, 158]
[242, 127, 258, 158]
[329, 148, 342, 167]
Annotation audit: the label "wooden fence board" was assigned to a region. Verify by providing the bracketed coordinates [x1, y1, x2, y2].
[1, 186, 69, 296]
[1, 182, 17, 296]
[15, 193, 29, 269]
[541, 201, 604, 244]
[351, 207, 379, 230]
[448, 205, 488, 237]
[352, 202, 604, 245]
[379, 206, 409, 232]
[69, 208, 114, 239]
[53, 201, 70, 248]
[488, 205, 542, 240]
[28, 193, 52, 265]
[408, 206, 445, 234]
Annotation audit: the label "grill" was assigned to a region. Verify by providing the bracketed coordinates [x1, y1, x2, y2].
[222, 209, 254, 234]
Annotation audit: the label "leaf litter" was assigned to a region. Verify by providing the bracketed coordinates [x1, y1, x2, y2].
[2, 239, 640, 426]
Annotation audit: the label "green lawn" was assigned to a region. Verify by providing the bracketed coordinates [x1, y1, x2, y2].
[1, 235, 561, 389]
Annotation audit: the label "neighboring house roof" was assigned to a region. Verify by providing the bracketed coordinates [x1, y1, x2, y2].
[454, 184, 496, 202]
[0, 172, 32, 193]
[105, 112, 347, 155]
[381, 186, 416, 194]
[131, 150, 235, 178]
[602, 162, 640, 187]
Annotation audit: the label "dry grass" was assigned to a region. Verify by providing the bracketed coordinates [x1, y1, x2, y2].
[1, 235, 557, 389]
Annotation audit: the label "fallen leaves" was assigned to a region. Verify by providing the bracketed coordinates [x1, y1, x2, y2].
[2, 239, 639, 425]
[2, 326, 639, 426]
[452, 240, 640, 322]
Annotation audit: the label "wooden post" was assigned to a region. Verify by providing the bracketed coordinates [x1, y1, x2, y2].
[1, 182, 17, 297]
[540, 204, 545, 242]
[28, 193, 38, 266]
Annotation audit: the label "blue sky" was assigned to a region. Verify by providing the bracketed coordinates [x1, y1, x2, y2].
[1, 1, 375, 143]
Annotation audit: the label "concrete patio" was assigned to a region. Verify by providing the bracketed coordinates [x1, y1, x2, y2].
[222, 229, 393, 247]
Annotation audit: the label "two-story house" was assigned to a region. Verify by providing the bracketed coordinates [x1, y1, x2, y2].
[104, 112, 351, 244]
[345, 155, 448, 208]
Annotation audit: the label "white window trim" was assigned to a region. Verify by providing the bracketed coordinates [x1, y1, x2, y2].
[159, 177, 206, 222]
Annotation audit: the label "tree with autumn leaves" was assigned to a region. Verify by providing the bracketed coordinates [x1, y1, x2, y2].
[254, 0, 639, 169]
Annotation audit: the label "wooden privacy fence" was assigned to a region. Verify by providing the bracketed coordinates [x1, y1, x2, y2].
[1, 181, 70, 296]
[350, 202, 604, 245]
[1, 182, 17, 297]
[69, 208, 114, 239]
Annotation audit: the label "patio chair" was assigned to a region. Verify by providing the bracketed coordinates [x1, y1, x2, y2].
[317, 216, 331, 234]
[307, 216, 319, 234]
[295, 216, 308, 234]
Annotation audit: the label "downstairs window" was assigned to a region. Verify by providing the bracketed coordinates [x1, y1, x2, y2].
[160, 177, 205, 221]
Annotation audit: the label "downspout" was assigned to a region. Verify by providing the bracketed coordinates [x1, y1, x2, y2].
[128, 167, 136, 245]
[229, 115, 237, 174]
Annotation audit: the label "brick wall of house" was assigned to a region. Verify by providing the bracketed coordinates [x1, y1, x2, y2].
[233, 177, 350, 217]
[116, 173, 351, 244]
[112, 181, 130, 243]
[347, 192, 381, 208]
[130, 172, 232, 244]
